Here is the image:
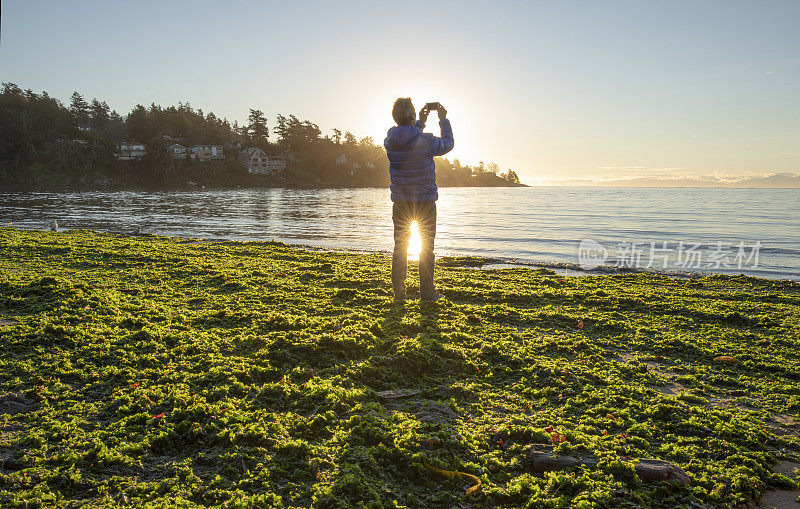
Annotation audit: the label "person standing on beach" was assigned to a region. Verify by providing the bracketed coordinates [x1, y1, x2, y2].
[384, 98, 454, 302]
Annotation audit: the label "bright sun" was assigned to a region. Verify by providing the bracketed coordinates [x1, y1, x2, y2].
[408, 221, 422, 260]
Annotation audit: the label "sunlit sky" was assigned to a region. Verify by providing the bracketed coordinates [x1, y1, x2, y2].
[2, 0, 799, 185]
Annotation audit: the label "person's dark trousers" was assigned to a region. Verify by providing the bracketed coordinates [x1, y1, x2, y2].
[392, 200, 437, 299]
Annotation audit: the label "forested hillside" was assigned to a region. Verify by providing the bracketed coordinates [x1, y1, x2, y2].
[0, 84, 523, 189]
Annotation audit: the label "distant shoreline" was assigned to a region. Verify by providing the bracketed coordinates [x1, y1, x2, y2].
[1, 84, 524, 191]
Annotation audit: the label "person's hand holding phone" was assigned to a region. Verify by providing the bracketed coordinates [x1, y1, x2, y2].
[419, 106, 429, 123]
[424, 102, 447, 120]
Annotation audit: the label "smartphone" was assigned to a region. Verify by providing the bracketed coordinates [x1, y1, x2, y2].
[424, 102, 440, 111]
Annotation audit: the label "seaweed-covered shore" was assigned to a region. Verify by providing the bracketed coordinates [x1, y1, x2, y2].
[1, 228, 799, 508]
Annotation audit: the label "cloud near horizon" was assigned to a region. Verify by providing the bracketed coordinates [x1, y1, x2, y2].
[527, 171, 800, 188]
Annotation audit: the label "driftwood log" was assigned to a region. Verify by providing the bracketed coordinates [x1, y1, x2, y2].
[527, 444, 691, 486]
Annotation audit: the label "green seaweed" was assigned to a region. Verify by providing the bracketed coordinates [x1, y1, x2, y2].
[0, 228, 798, 507]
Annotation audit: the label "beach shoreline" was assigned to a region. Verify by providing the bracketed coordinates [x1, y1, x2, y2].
[4, 225, 798, 283]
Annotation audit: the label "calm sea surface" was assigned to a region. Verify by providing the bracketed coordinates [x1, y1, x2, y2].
[1, 187, 798, 279]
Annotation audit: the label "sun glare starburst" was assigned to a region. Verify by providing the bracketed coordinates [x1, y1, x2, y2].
[408, 220, 422, 260]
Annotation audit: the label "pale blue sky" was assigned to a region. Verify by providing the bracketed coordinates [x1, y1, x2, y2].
[2, 0, 798, 183]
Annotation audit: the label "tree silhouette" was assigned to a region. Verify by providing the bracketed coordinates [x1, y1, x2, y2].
[89, 99, 110, 130]
[247, 109, 268, 147]
[69, 92, 89, 124]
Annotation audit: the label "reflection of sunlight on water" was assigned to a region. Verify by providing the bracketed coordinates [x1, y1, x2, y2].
[2, 187, 798, 278]
[408, 221, 421, 260]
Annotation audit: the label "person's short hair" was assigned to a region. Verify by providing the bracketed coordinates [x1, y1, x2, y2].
[392, 97, 415, 126]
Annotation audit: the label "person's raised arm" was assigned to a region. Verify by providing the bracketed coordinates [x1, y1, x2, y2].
[428, 105, 454, 156]
[415, 105, 429, 130]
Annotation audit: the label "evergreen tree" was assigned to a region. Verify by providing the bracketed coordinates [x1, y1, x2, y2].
[274, 114, 288, 144]
[89, 99, 110, 130]
[126, 104, 150, 142]
[247, 109, 268, 147]
[69, 92, 89, 123]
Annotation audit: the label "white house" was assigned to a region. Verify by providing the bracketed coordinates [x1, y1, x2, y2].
[239, 147, 286, 175]
[114, 142, 146, 160]
[167, 143, 190, 159]
[190, 145, 224, 161]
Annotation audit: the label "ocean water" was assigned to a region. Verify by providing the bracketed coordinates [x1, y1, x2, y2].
[1, 187, 798, 279]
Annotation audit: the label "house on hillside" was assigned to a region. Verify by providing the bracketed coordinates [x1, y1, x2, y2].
[239, 147, 286, 175]
[114, 142, 146, 160]
[190, 145, 224, 161]
[167, 144, 190, 159]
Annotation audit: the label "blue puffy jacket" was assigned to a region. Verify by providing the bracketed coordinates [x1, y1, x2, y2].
[384, 119, 454, 202]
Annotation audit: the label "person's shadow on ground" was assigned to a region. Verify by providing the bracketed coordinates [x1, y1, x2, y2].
[379, 299, 442, 339]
